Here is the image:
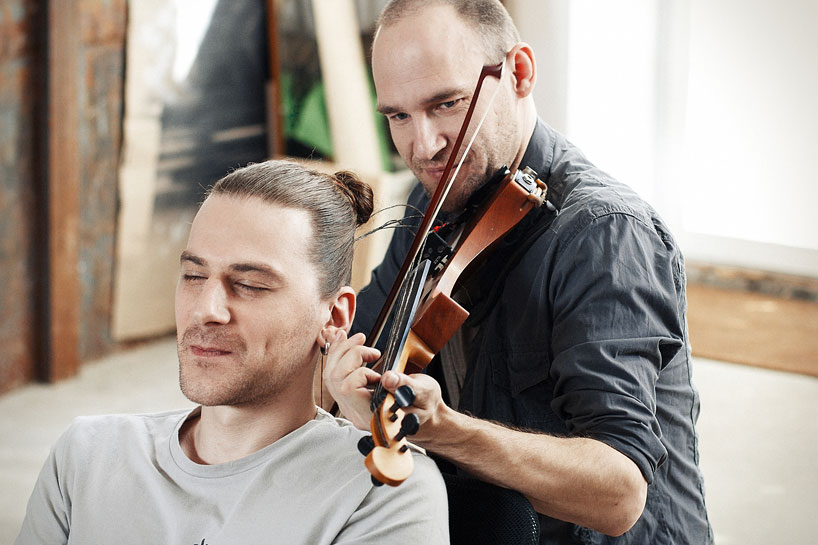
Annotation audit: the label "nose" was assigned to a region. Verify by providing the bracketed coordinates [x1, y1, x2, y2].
[191, 279, 231, 325]
[412, 117, 446, 162]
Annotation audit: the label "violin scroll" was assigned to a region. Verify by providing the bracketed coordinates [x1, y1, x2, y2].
[357, 385, 420, 487]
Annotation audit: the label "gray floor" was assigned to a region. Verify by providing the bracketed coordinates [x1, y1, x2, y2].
[1, 337, 816, 544]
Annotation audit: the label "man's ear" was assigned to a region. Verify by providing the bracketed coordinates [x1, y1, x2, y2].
[319, 286, 356, 345]
[507, 42, 536, 98]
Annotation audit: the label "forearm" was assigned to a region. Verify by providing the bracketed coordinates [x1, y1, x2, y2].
[423, 405, 647, 536]
[324, 348, 649, 535]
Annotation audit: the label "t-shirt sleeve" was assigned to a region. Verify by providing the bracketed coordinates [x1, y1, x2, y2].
[548, 211, 685, 483]
[14, 424, 77, 545]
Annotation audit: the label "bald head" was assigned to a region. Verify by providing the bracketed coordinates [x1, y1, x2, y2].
[376, 0, 520, 65]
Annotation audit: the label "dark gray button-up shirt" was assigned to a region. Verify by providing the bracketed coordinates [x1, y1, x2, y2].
[354, 119, 713, 544]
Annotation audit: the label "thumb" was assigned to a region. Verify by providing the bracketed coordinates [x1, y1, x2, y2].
[381, 370, 403, 390]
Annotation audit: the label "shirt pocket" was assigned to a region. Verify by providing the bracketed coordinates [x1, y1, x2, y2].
[487, 348, 567, 433]
[490, 348, 552, 395]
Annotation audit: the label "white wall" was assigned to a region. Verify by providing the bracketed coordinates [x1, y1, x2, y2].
[505, 0, 571, 134]
[507, 0, 818, 277]
[681, 0, 818, 275]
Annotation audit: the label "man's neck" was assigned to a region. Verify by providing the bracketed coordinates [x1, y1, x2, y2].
[179, 399, 316, 465]
[510, 108, 538, 172]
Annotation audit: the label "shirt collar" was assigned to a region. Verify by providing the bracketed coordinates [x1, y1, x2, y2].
[519, 117, 568, 208]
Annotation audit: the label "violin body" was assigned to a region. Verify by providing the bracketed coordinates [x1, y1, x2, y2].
[361, 167, 549, 485]
[404, 167, 548, 372]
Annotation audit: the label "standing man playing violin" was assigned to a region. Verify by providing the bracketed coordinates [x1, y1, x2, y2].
[16, 160, 449, 544]
[324, 0, 713, 543]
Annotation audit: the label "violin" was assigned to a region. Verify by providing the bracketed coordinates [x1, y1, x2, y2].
[355, 61, 551, 486]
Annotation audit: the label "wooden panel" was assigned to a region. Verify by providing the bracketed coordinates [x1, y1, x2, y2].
[265, 0, 286, 157]
[687, 284, 818, 378]
[312, 0, 382, 177]
[76, 0, 126, 359]
[0, 0, 46, 394]
[47, 1, 81, 381]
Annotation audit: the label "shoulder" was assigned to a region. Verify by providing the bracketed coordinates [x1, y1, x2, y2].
[350, 446, 449, 543]
[313, 409, 447, 496]
[310, 411, 445, 491]
[37, 410, 189, 504]
[541, 129, 663, 237]
[62, 409, 189, 437]
[557, 174, 655, 236]
[531, 170, 680, 289]
[306, 411, 449, 542]
[54, 410, 189, 460]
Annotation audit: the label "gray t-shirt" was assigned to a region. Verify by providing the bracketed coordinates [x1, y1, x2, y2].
[15, 408, 449, 544]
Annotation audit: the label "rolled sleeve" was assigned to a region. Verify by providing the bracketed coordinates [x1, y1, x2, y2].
[548, 210, 684, 483]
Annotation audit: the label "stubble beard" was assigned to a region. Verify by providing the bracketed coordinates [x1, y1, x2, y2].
[177, 327, 285, 408]
[414, 115, 518, 213]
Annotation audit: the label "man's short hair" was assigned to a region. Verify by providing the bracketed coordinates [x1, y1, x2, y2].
[377, 0, 520, 64]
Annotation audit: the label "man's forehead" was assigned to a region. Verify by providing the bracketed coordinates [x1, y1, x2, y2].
[372, 9, 486, 93]
[186, 195, 313, 268]
[193, 194, 309, 230]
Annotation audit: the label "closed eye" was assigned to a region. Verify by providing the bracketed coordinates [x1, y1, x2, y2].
[235, 282, 268, 294]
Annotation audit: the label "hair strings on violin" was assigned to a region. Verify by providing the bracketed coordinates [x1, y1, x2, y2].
[353, 203, 441, 243]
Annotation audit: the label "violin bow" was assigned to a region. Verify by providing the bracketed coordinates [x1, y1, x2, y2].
[366, 60, 507, 350]
[354, 60, 509, 487]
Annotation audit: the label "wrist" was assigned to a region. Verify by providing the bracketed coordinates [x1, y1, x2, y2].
[418, 402, 470, 451]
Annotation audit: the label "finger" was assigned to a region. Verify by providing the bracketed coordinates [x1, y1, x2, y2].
[328, 366, 381, 431]
[381, 371, 442, 411]
[328, 331, 380, 363]
[340, 366, 382, 390]
[325, 350, 380, 389]
[326, 339, 380, 377]
[346, 332, 381, 364]
[381, 370, 408, 390]
[360, 367, 382, 385]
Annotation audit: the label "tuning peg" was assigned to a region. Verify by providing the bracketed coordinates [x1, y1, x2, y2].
[357, 435, 375, 456]
[389, 385, 416, 413]
[394, 412, 420, 442]
[371, 475, 384, 487]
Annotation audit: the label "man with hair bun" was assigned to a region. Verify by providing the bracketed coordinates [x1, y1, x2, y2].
[325, 0, 713, 543]
[15, 160, 449, 544]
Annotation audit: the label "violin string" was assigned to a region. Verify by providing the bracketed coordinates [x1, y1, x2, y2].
[376, 252, 425, 404]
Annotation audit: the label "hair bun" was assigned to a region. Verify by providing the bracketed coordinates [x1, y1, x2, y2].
[332, 170, 374, 226]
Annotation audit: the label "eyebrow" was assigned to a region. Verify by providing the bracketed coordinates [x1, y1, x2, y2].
[180, 251, 204, 266]
[180, 251, 282, 280]
[377, 87, 470, 115]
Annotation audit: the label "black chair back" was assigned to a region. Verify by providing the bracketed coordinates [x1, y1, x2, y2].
[443, 473, 540, 545]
